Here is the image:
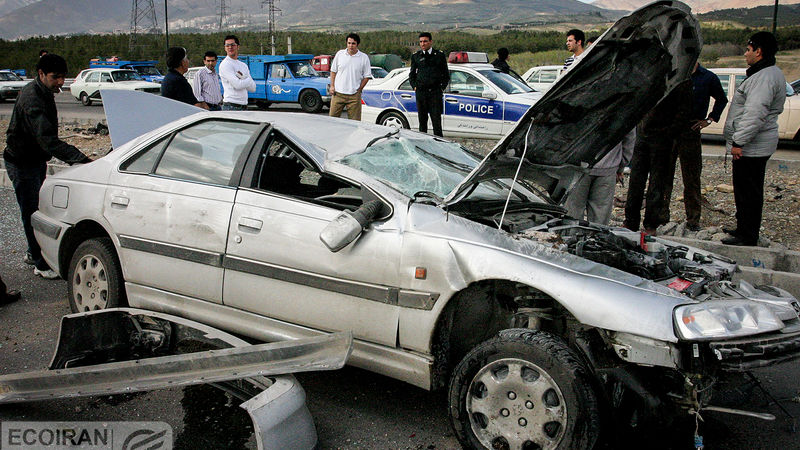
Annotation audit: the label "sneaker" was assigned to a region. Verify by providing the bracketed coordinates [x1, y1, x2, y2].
[23, 252, 35, 265]
[33, 268, 59, 279]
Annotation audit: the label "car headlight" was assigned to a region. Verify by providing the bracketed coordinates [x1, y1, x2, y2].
[674, 300, 784, 340]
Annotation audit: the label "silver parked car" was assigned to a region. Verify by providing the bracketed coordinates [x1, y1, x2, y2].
[32, 2, 800, 448]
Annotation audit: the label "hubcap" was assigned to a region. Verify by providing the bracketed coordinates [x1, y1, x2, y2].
[73, 254, 109, 311]
[466, 358, 567, 450]
[381, 115, 404, 129]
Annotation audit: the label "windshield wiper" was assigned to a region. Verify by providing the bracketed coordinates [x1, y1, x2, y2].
[365, 129, 399, 150]
[412, 191, 444, 205]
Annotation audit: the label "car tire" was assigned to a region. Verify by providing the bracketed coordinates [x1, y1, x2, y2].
[299, 90, 323, 113]
[379, 111, 409, 130]
[67, 237, 127, 313]
[80, 92, 92, 106]
[449, 329, 600, 450]
[256, 100, 271, 110]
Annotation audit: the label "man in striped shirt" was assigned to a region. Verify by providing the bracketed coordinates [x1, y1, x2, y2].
[193, 51, 223, 111]
[563, 29, 585, 70]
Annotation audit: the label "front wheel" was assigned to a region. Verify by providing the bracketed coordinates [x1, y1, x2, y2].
[299, 90, 323, 113]
[79, 92, 92, 106]
[67, 237, 127, 313]
[449, 329, 600, 450]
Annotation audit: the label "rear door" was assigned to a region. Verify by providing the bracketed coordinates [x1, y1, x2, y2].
[105, 118, 261, 304]
[442, 68, 503, 137]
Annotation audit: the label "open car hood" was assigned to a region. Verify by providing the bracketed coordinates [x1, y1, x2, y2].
[444, 1, 700, 206]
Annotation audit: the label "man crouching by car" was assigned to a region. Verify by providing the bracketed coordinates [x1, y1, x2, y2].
[4, 54, 93, 280]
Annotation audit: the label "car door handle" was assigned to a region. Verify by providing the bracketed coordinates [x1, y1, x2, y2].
[238, 217, 263, 233]
[445, 98, 459, 103]
[400, 94, 413, 99]
[110, 196, 129, 208]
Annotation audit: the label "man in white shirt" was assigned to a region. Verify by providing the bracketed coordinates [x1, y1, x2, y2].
[329, 33, 372, 120]
[219, 35, 256, 111]
[193, 51, 223, 111]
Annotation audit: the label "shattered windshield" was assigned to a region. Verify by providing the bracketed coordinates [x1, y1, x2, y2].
[338, 135, 550, 205]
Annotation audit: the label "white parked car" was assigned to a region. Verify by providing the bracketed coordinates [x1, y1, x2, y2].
[0, 69, 27, 102]
[521, 65, 565, 93]
[69, 68, 161, 106]
[184, 66, 203, 83]
[361, 63, 543, 139]
[704, 67, 800, 141]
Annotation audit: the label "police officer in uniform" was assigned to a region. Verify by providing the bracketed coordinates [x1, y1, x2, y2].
[409, 32, 449, 137]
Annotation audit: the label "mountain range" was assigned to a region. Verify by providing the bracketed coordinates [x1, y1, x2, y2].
[1, 0, 798, 40]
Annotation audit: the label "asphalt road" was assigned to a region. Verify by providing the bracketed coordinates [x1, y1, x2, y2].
[2, 95, 800, 449]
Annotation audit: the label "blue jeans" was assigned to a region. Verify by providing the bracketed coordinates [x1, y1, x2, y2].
[5, 159, 50, 270]
[222, 103, 247, 111]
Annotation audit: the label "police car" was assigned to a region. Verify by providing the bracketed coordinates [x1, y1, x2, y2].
[360, 53, 543, 139]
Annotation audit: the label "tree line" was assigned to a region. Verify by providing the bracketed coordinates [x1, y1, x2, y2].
[1, 26, 799, 78]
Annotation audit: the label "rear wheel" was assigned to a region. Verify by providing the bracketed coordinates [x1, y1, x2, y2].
[299, 90, 323, 113]
[449, 329, 600, 450]
[379, 111, 409, 129]
[67, 238, 126, 312]
[79, 91, 92, 106]
[255, 100, 271, 110]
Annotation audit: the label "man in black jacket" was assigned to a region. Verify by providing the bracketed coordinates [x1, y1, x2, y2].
[161, 47, 208, 109]
[409, 32, 449, 137]
[4, 54, 92, 279]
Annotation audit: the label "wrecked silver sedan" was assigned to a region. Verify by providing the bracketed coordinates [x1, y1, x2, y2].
[31, 2, 800, 449]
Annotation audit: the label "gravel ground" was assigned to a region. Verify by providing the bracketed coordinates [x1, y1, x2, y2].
[2, 121, 796, 251]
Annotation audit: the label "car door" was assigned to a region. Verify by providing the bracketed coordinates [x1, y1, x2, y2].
[85, 71, 101, 97]
[104, 118, 261, 304]
[442, 69, 503, 137]
[266, 63, 298, 103]
[393, 76, 419, 129]
[223, 130, 402, 346]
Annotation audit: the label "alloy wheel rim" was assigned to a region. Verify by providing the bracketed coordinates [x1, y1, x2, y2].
[466, 357, 567, 450]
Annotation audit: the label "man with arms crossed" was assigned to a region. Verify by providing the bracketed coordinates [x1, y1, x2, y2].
[409, 32, 449, 137]
[219, 35, 256, 111]
[4, 54, 93, 279]
[194, 51, 224, 111]
[722, 32, 786, 246]
[329, 33, 372, 120]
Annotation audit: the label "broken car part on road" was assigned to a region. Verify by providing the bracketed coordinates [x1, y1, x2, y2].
[0, 308, 353, 450]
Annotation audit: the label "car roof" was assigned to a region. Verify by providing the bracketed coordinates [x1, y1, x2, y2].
[710, 68, 747, 74]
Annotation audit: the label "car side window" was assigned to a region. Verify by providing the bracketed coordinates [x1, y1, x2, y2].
[734, 75, 746, 94]
[119, 135, 169, 173]
[86, 72, 100, 83]
[718, 75, 731, 97]
[254, 132, 363, 210]
[153, 120, 261, 185]
[447, 70, 486, 97]
[398, 78, 413, 91]
[540, 70, 558, 84]
[101, 73, 112, 83]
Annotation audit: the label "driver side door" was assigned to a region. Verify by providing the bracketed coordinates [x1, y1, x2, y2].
[223, 130, 402, 346]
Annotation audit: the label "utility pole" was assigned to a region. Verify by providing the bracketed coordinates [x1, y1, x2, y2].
[261, 0, 280, 55]
[129, 0, 159, 53]
[218, 0, 229, 31]
[164, 0, 169, 51]
[772, 0, 779, 34]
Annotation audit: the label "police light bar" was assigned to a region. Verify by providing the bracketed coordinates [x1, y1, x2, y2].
[448, 52, 490, 64]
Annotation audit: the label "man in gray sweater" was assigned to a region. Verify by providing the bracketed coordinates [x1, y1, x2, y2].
[565, 128, 635, 225]
[722, 32, 786, 246]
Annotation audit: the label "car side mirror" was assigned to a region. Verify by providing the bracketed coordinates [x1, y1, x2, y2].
[319, 200, 382, 252]
[482, 91, 497, 100]
[277, 67, 287, 79]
